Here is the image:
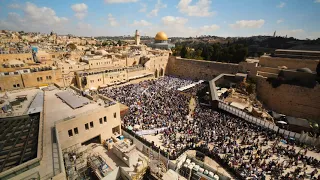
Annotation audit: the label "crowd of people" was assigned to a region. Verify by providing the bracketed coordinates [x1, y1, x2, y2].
[99, 76, 320, 179]
[99, 76, 194, 130]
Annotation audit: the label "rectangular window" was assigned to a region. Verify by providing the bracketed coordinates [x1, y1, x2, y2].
[74, 127, 78, 134]
[113, 112, 116, 118]
[17, 84, 20, 87]
[104, 116, 107, 122]
[49, 76, 52, 79]
[90, 121, 94, 128]
[13, 84, 16, 88]
[99, 118, 103, 124]
[85, 123, 89, 130]
[14, 72, 18, 75]
[68, 129, 73, 137]
[40, 77, 43, 81]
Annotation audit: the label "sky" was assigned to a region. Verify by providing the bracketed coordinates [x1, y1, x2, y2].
[0, 0, 319, 39]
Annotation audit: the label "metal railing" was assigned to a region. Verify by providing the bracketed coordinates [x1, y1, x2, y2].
[218, 101, 320, 147]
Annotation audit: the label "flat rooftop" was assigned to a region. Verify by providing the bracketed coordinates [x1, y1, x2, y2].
[63, 142, 148, 179]
[0, 113, 40, 173]
[0, 89, 40, 117]
[45, 89, 107, 122]
[93, 144, 149, 177]
[76, 66, 126, 75]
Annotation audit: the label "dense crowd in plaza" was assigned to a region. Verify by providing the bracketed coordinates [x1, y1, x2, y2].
[99, 76, 193, 130]
[99, 76, 320, 179]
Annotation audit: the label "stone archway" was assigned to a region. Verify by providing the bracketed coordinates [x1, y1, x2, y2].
[154, 69, 158, 78]
[160, 68, 164, 76]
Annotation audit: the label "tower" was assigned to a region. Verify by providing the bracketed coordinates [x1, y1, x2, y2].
[135, 30, 140, 45]
[273, 31, 276, 37]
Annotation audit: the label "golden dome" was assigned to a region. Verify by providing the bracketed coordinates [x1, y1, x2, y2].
[155, 31, 168, 41]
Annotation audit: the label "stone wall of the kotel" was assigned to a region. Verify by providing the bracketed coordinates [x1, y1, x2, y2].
[259, 56, 319, 71]
[256, 76, 320, 122]
[166, 56, 239, 80]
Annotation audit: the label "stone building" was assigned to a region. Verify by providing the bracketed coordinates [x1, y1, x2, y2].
[0, 53, 34, 64]
[52, 91, 122, 150]
[0, 58, 63, 91]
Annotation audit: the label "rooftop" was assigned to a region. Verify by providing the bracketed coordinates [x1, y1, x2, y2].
[0, 88, 41, 118]
[44, 88, 113, 122]
[63, 142, 148, 180]
[76, 66, 126, 75]
[56, 91, 90, 109]
[0, 113, 40, 173]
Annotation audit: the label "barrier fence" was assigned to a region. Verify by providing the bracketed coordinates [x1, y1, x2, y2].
[122, 128, 241, 179]
[135, 127, 168, 136]
[218, 101, 320, 147]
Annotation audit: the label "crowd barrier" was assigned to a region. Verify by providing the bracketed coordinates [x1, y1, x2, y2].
[218, 101, 320, 147]
[122, 128, 240, 179]
[135, 127, 168, 136]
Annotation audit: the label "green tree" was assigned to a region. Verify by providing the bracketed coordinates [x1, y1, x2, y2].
[201, 45, 213, 60]
[172, 45, 182, 56]
[180, 46, 188, 58]
[117, 40, 122, 46]
[195, 49, 202, 58]
[102, 41, 108, 46]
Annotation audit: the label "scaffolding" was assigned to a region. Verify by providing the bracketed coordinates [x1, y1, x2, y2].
[63, 144, 93, 180]
[87, 154, 113, 179]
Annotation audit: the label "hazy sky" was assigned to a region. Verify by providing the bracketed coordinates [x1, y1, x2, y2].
[0, 0, 319, 39]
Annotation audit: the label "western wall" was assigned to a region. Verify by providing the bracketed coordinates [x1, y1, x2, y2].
[166, 56, 239, 80]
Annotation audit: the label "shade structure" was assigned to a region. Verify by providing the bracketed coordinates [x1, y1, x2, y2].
[277, 121, 287, 124]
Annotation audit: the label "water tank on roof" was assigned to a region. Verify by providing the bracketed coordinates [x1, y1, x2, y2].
[31, 46, 38, 53]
